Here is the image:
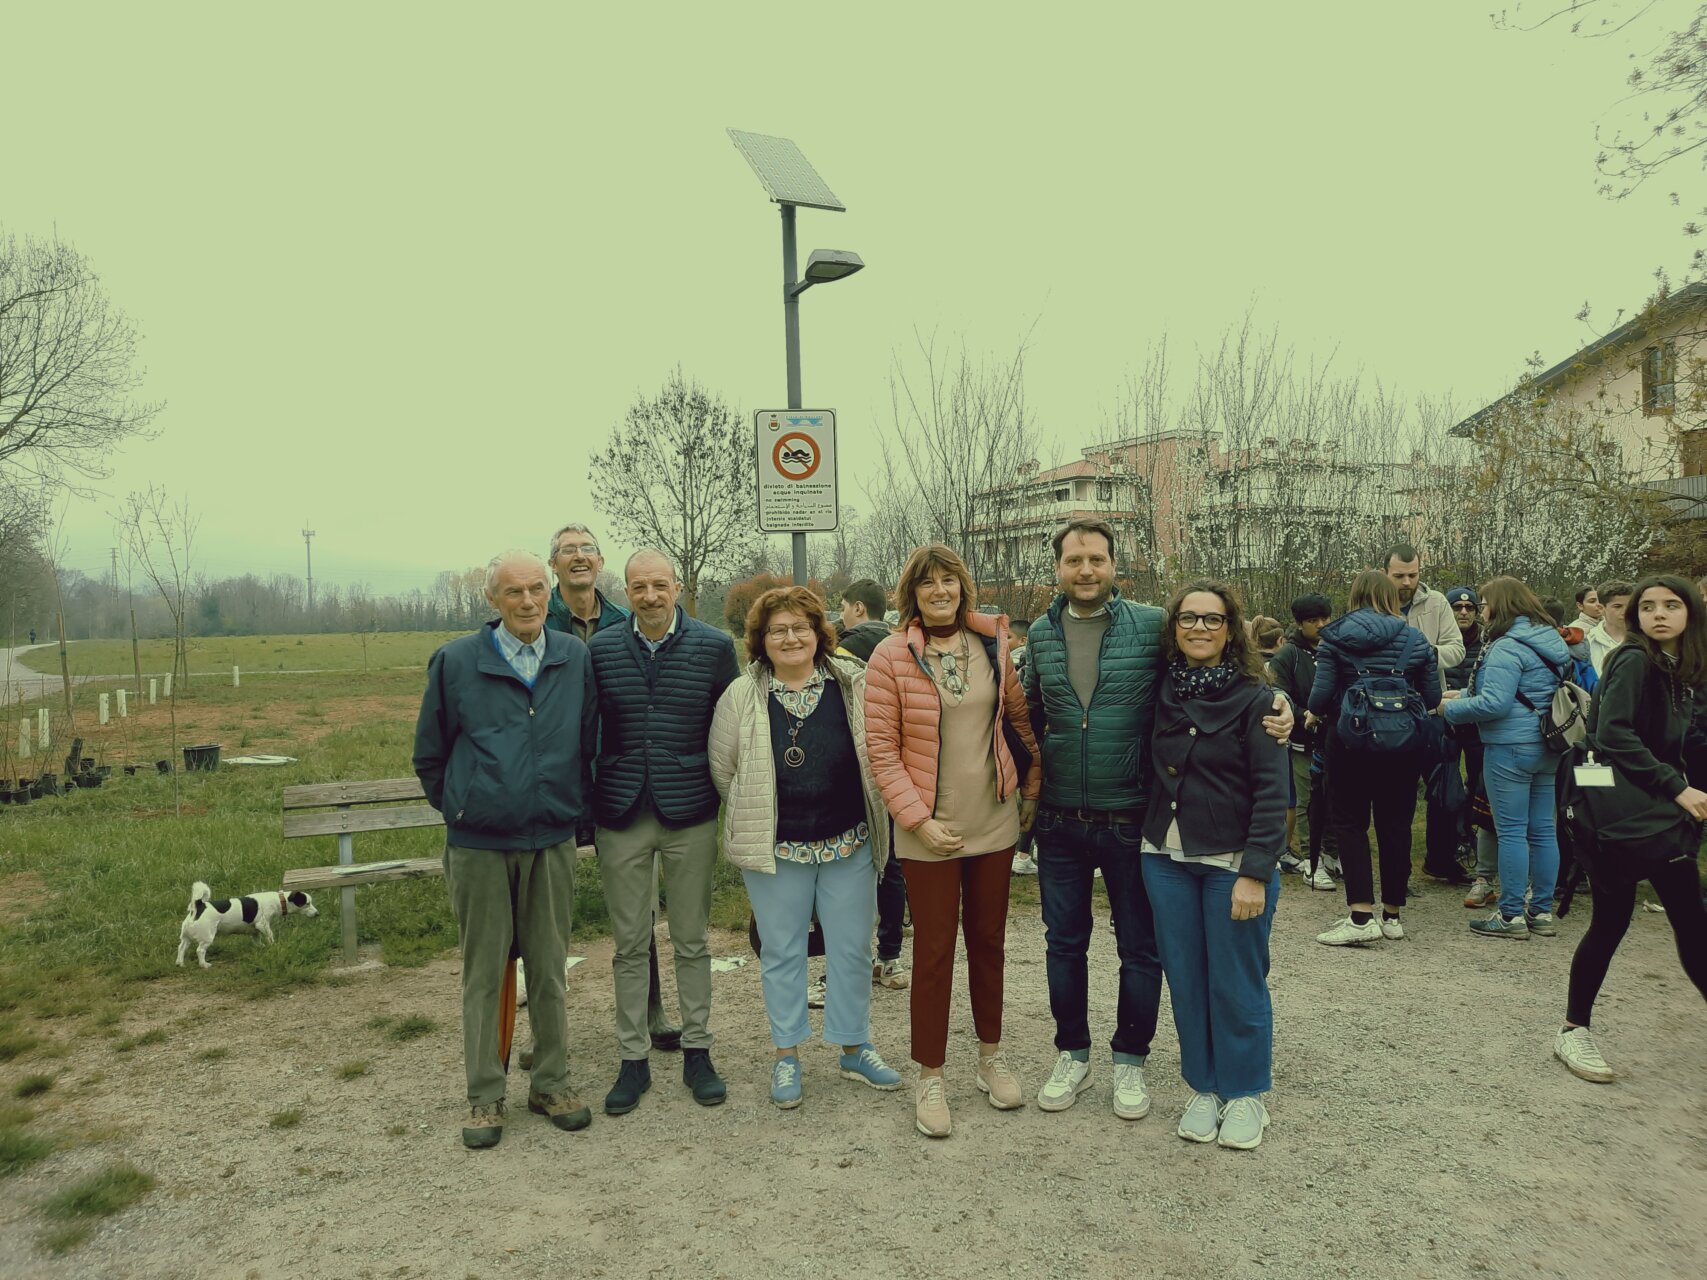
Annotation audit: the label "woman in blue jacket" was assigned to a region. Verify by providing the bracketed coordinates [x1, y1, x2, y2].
[1304, 570, 1442, 946]
[1440, 577, 1570, 940]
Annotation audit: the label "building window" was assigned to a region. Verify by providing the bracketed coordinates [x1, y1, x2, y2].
[1096, 481, 1114, 502]
[1643, 342, 1676, 416]
[1053, 486, 1070, 501]
[1682, 428, 1707, 478]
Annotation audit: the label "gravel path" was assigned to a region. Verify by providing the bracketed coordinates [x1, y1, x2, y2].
[2, 874, 1704, 1279]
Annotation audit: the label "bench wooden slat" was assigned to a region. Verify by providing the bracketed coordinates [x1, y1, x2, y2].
[285, 846, 599, 893]
[283, 806, 445, 839]
[284, 858, 447, 893]
[283, 778, 426, 809]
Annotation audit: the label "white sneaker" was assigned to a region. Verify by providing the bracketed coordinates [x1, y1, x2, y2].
[1216, 1096, 1270, 1149]
[1555, 1026, 1615, 1083]
[1011, 854, 1038, 876]
[1177, 1091, 1220, 1143]
[1036, 1051, 1091, 1112]
[1307, 865, 1337, 892]
[1379, 916, 1404, 940]
[1317, 917, 1381, 946]
[807, 976, 826, 1009]
[1111, 1062, 1150, 1120]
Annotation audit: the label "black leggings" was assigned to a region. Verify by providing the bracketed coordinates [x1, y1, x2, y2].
[1327, 740, 1421, 909]
[1565, 852, 1707, 1026]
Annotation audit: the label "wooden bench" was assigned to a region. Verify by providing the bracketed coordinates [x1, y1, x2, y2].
[282, 777, 594, 968]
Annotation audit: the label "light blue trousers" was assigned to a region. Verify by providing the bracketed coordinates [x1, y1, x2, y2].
[1483, 741, 1560, 919]
[742, 843, 876, 1050]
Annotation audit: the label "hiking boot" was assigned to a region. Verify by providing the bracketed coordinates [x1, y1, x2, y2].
[461, 1100, 506, 1149]
[915, 1074, 951, 1138]
[873, 959, 910, 990]
[839, 1043, 903, 1090]
[1111, 1062, 1150, 1120]
[1469, 912, 1530, 941]
[1316, 917, 1381, 946]
[527, 1088, 591, 1132]
[769, 1055, 802, 1109]
[1555, 1026, 1615, 1083]
[975, 1050, 1025, 1110]
[1216, 1096, 1270, 1150]
[683, 1047, 727, 1106]
[1527, 911, 1559, 937]
[1036, 1051, 1091, 1112]
[603, 1058, 651, 1115]
[1463, 877, 1496, 908]
[1177, 1091, 1220, 1143]
[807, 976, 827, 1009]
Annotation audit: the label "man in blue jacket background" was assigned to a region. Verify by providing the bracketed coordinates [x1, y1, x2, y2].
[413, 550, 598, 1150]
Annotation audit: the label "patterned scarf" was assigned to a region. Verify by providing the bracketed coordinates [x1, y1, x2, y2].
[1168, 656, 1240, 700]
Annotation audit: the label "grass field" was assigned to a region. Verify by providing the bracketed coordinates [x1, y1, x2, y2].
[0, 636, 776, 1060]
[11, 632, 465, 677]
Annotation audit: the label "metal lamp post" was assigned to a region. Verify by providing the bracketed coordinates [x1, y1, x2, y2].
[729, 129, 864, 584]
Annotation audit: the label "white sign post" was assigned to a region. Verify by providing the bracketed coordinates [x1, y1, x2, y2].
[149, 678, 158, 705]
[37, 708, 48, 751]
[117, 689, 128, 718]
[99, 693, 109, 726]
[756, 410, 839, 534]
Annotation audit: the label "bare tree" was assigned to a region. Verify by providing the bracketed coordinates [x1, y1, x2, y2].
[589, 368, 758, 615]
[0, 231, 162, 484]
[119, 486, 198, 688]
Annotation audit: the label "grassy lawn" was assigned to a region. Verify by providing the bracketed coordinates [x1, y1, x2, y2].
[0, 638, 754, 1062]
[11, 631, 465, 677]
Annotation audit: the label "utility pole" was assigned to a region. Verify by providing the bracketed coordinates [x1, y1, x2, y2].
[302, 526, 316, 616]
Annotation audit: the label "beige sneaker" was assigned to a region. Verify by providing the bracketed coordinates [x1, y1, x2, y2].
[915, 1074, 952, 1138]
[975, 1050, 1025, 1110]
[461, 1100, 506, 1149]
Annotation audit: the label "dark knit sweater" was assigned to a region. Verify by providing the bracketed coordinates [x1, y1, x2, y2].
[769, 680, 865, 843]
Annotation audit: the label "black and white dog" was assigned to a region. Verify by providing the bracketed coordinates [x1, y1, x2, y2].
[176, 880, 317, 969]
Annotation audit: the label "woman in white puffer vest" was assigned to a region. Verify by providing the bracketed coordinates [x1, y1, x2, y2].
[709, 585, 900, 1110]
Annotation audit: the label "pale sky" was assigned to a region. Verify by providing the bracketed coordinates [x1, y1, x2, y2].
[7, 1, 1695, 593]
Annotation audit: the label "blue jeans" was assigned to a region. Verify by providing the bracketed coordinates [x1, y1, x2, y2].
[1482, 741, 1560, 919]
[1140, 855, 1279, 1100]
[1033, 809, 1162, 1061]
[742, 843, 876, 1049]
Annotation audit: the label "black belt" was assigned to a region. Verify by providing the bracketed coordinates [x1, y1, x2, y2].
[1042, 805, 1146, 827]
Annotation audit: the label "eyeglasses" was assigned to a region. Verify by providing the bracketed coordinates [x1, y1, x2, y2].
[1451, 604, 1476, 613]
[766, 624, 815, 641]
[556, 542, 599, 557]
[1175, 612, 1227, 632]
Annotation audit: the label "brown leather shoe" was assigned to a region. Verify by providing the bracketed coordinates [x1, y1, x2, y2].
[528, 1088, 592, 1132]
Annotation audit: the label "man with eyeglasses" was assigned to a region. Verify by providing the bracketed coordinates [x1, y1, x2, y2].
[541, 523, 681, 1058]
[1024, 520, 1291, 1122]
[586, 549, 739, 1115]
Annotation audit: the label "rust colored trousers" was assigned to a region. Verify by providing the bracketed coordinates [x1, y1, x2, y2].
[899, 848, 1014, 1069]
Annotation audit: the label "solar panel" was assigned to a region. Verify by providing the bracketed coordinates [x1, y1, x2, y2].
[727, 129, 846, 212]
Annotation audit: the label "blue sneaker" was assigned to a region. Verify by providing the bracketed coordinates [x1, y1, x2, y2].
[838, 1043, 903, 1090]
[770, 1055, 802, 1109]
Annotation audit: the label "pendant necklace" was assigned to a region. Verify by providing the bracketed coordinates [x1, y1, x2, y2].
[783, 713, 806, 769]
[929, 630, 971, 701]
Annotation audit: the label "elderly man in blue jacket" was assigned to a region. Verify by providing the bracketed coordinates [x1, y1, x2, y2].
[414, 549, 599, 1150]
[588, 548, 739, 1115]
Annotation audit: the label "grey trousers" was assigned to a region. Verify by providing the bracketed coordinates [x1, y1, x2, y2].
[1291, 749, 1337, 857]
[444, 842, 573, 1105]
[598, 812, 718, 1059]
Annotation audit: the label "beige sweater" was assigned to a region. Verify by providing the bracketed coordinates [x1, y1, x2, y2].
[707, 656, 891, 875]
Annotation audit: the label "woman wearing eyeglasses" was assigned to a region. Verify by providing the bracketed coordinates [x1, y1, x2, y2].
[1304, 570, 1442, 946]
[864, 543, 1041, 1138]
[1141, 581, 1288, 1149]
[709, 586, 904, 1109]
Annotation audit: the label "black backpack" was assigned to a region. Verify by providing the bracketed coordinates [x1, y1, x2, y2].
[1338, 660, 1426, 753]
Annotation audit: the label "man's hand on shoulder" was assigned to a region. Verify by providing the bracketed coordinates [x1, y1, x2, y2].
[1263, 693, 1293, 745]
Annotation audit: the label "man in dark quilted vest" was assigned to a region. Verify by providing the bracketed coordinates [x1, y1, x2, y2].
[587, 548, 740, 1115]
[1025, 520, 1289, 1122]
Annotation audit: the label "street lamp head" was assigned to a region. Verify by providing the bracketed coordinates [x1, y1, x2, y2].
[803, 249, 864, 285]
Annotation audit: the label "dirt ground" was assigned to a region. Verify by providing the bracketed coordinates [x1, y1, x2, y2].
[3, 877, 1705, 1280]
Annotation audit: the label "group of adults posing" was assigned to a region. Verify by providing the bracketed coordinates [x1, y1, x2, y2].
[413, 518, 1707, 1151]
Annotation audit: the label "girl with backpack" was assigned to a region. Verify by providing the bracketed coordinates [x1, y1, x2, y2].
[1304, 570, 1441, 946]
[1556, 574, 1707, 1082]
[1437, 577, 1572, 940]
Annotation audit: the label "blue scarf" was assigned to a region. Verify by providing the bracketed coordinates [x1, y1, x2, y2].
[1168, 656, 1240, 700]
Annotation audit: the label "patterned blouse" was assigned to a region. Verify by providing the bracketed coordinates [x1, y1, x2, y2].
[770, 666, 870, 865]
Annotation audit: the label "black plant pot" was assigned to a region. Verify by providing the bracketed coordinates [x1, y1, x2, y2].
[80, 757, 95, 773]
[14, 789, 31, 806]
[73, 774, 102, 789]
[28, 782, 44, 800]
[183, 744, 221, 773]
[155, 760, 171, 774]
[38, 775, 62, 797]
[0, 790, 13, 804]
[95, 765, 112, 778]
[123, 765, 139, 776]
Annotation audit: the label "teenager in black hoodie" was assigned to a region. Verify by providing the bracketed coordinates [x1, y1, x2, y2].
[1556, 574, 1707, 1083]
